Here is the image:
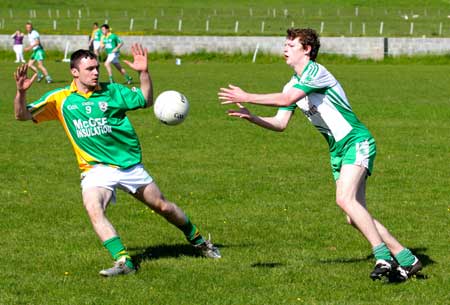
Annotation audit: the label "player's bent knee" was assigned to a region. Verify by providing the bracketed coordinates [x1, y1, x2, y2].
[150, 197, 173, 215]
[83, 201, 105, 220]
[335, 195, 349, 209]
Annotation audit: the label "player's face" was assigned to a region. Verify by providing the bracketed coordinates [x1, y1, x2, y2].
[74, 57, 100, 89]
[283, 37, 306, 67]
[25, 24, 32, 33]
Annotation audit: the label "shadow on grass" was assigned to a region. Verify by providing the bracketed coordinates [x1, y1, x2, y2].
[318, 247, 433, 283]
[128, 243, 225, 267]
[251, 262, 284, 268]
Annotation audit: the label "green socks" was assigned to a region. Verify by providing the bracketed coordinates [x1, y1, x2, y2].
[373, 243, 392, 261]
[395, 248, 416, 267]
[178, 218, 205, 246]
[373, 244, 416, 266]
[103, 236, 134, 269]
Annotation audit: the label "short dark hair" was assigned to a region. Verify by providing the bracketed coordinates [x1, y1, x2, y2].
[101, 24, 109, 30]
[93, 22, 98, 27]
[286, 28, 321, 61]
[70, 49, 97, 69]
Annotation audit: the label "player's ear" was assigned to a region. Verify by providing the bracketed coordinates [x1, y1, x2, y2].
[71, 67, 79, 78]
[304, 45, 312, 56]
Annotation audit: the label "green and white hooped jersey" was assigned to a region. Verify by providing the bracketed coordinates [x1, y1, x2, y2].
[27, 81, 147, 172]
[280, 60, 373, 154]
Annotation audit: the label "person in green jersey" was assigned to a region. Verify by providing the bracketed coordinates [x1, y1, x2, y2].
[219, 28, 421, 282]
[88, 22, 102, 57]
[100, 24, 132, 84]
[14, 43, 221, 277]
[24, 22, 52, 84]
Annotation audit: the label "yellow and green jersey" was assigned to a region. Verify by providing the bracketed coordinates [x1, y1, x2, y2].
[27, 81, 147, 172]
[101, 33, 122, 54]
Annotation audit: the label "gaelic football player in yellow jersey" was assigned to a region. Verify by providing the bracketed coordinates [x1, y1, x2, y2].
[14, 43, 220, 277]
[219, 28, 421, 282]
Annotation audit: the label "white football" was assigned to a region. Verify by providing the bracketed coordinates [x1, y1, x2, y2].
[153, 90, 189, 125]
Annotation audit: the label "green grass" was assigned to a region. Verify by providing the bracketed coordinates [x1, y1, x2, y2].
[0, 0, 449, 37]
[1, 54, 449, 305]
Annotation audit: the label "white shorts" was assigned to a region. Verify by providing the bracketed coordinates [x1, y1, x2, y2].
[105, 52, 120, 64]
[81, 163, 153, 202]
[93, 41, 101, 51]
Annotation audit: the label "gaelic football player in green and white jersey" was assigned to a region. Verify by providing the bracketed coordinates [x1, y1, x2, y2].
[88, 22, 102, 57]
[219, 28, 421, 282]
[100, 24, 132, 84]
[24, 22, 53, 84]
[14, 43, 220, 277]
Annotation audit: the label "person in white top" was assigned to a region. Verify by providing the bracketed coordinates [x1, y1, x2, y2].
[219, 28, 422, 282]
[24, 22, 52, 83]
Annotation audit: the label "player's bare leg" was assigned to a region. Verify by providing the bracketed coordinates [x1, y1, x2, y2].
[345, 178, 404, 255]
[113, 62, 132, 84]
[336, 165, 383, 246]
[104, 60, 114, 83]
[133, 182, 221, 258]
[336, 165, 397, 279]
[82, 187, 117, 241]
[36, 60, 52, 83]
[338, 164, 421, 280]
[83, 187, 135, 276]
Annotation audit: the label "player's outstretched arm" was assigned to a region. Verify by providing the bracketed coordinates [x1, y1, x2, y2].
[219, 84, 305, 107]
[124, 43, 153, 107]
[227, 103, 293, 132]
[14, 64, 36, 121]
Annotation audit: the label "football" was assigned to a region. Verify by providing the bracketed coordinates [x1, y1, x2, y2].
[153, 90, 189, 125]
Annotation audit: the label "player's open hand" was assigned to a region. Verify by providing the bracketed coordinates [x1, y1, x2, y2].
[14, 64, 37, 92]
[123, 43, 148, 72]
[218, 84, 249, 104]
[227, 103, 252, 120]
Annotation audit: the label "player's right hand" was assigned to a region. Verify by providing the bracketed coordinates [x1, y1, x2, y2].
[14, 64, 37, 92]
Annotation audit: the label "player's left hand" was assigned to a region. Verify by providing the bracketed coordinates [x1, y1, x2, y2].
[227, 103, 252, 120]
[218, 84, 249, 104]
[123, 43, 148, 72]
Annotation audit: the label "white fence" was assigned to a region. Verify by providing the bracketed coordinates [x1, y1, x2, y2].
[1, 35, 450, 59]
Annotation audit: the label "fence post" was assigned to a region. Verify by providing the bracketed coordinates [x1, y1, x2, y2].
[252, 43, 260, 63]
[129, 18, 134, 31]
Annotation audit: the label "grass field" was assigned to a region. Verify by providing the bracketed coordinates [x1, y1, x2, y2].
[1, 52, 449, 305]
[0, 0, 450, 37]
